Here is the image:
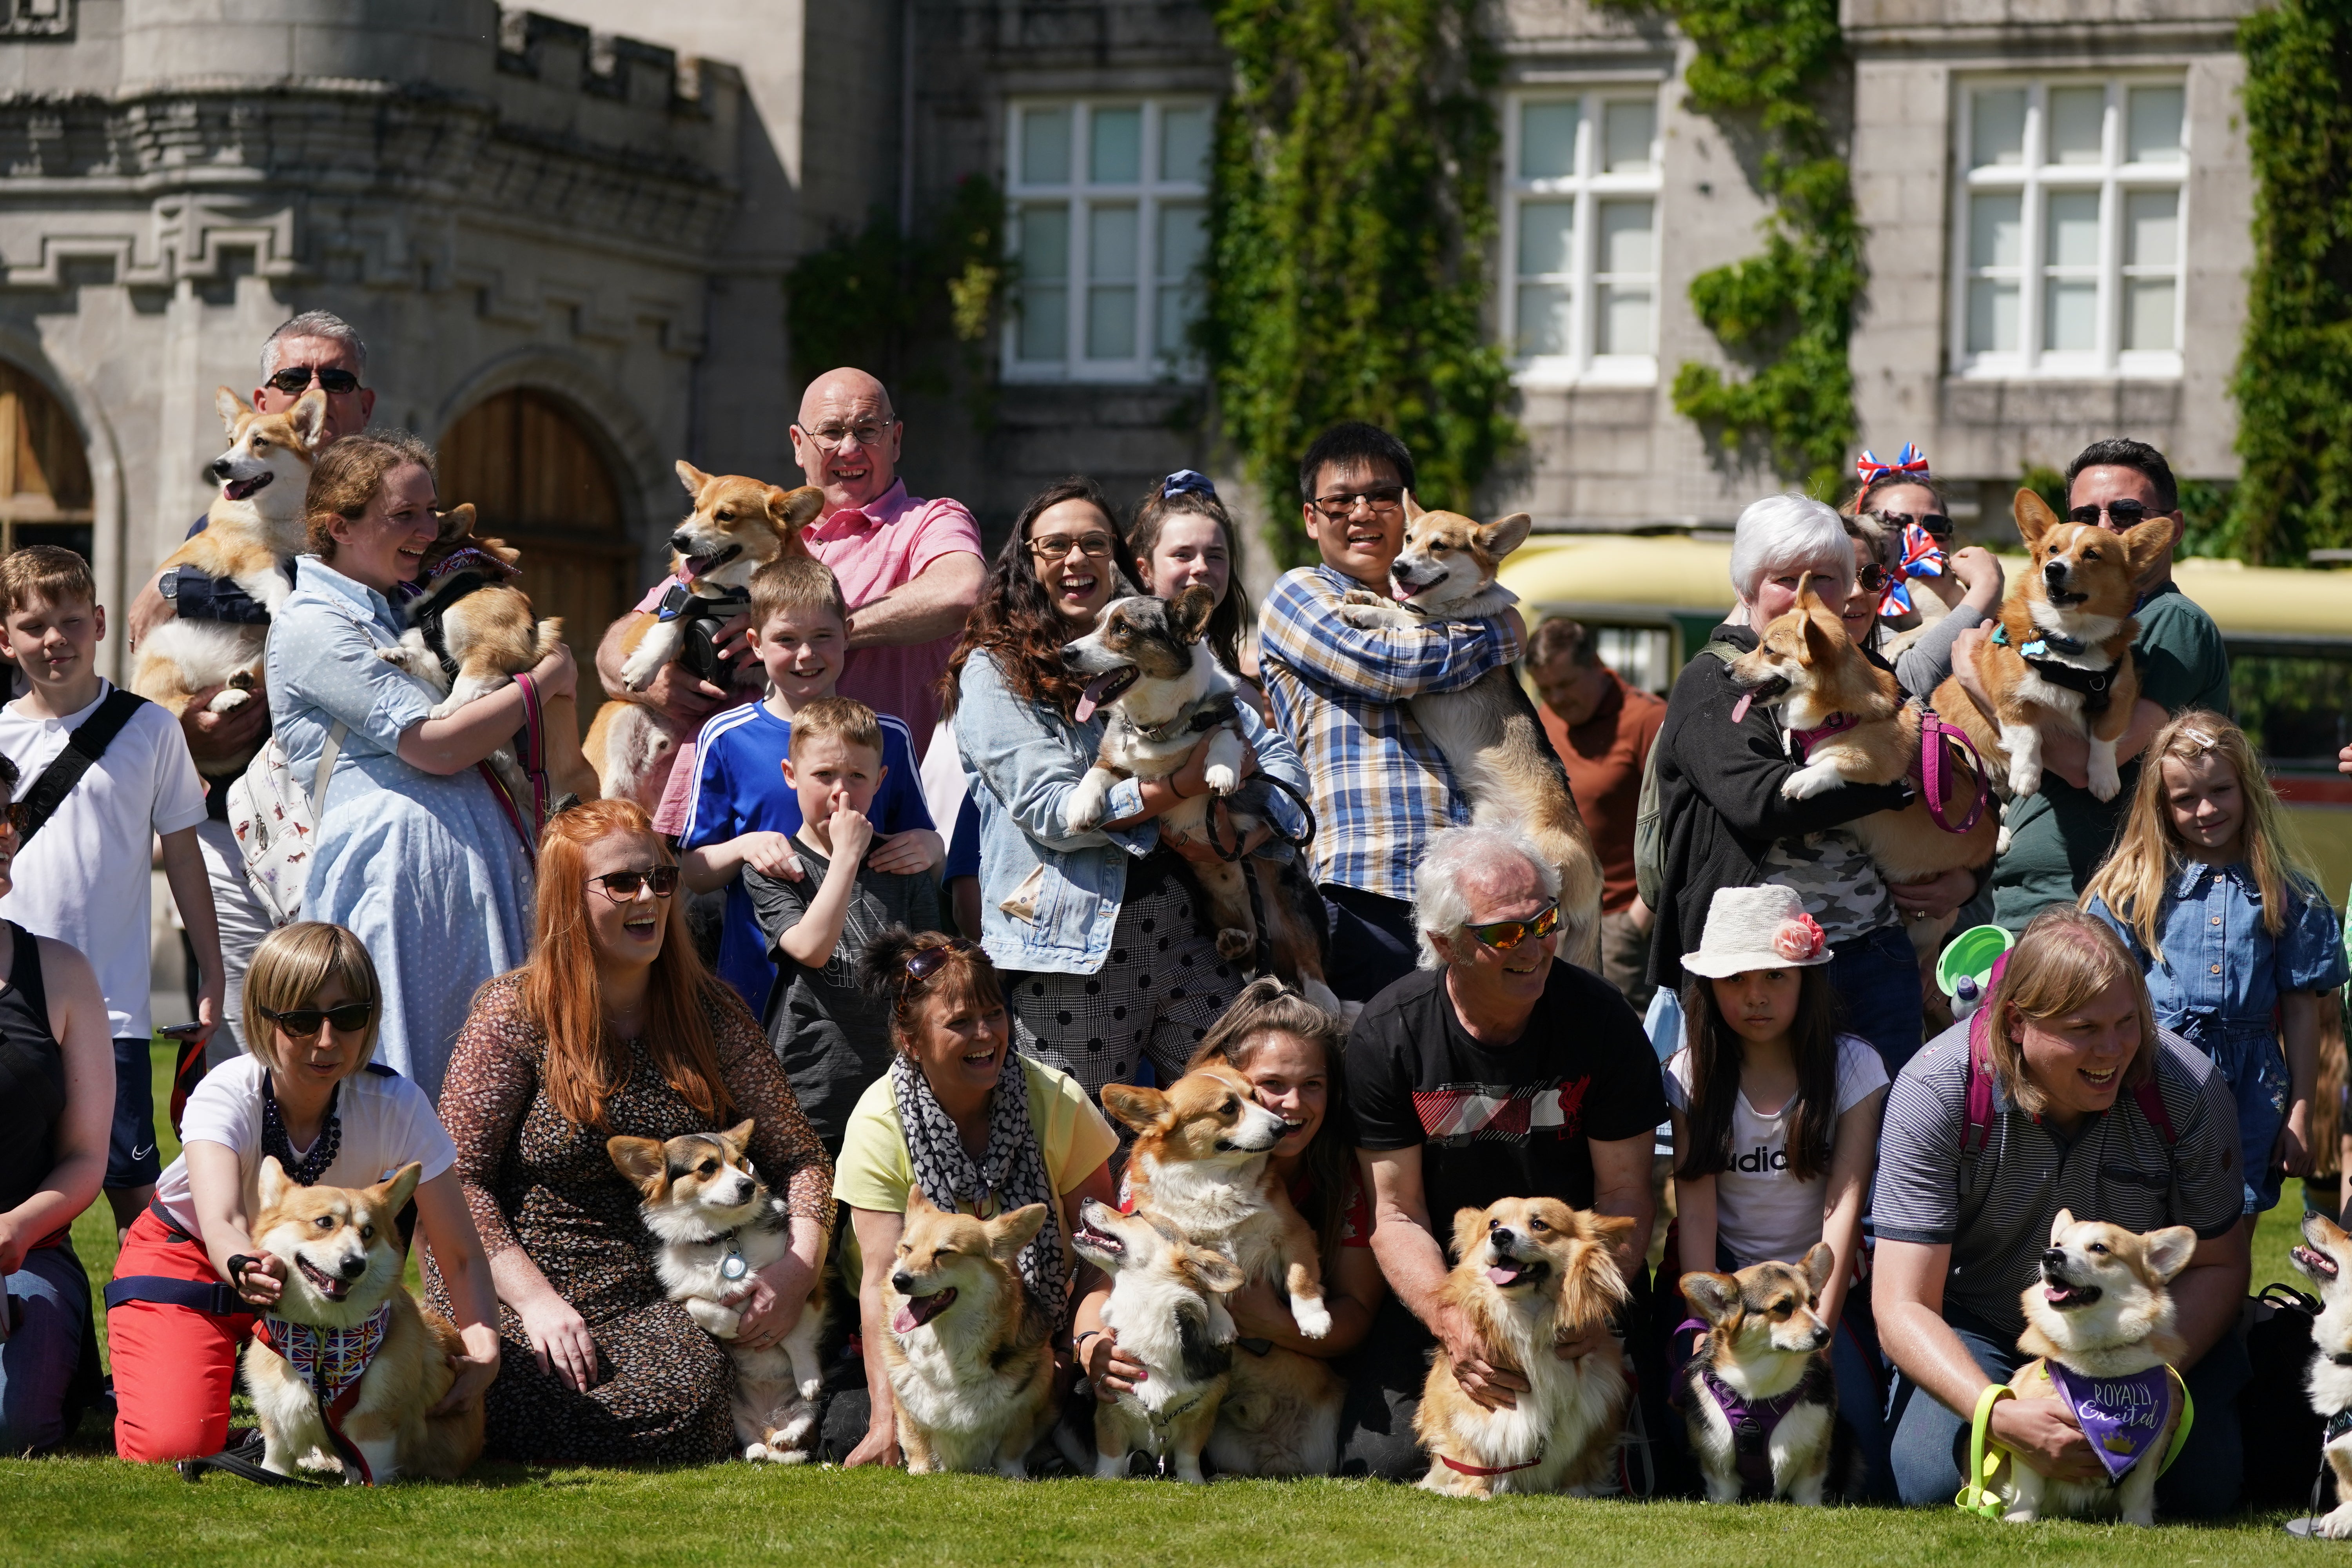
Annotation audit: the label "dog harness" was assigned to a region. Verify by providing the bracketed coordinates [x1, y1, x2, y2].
[1990, 624, 2127, 717]
[1784, 711, 1862, 761]
[1130, 691, 1240, 746]
[1913, 707, 1992, 835]
[655, 581, 753, 688]
[406, 547, 519, 684]
[1698, 1358, 1834, 1499]
[252, 1303, 395, 1485]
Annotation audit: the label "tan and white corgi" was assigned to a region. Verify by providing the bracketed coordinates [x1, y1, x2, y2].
[881, 1189, 1059, 1476]
[241, 1156, 483, 1483]
[129, 387, 330, 775]
[1415, 1196, 1633, 1497]
[2295, 1212, 2352, 1537]
[1069, 1197, 1246, 1482]
[1931, 491, 2174, 804]
[1678, 1245, 1840, 1504]
[607, 1121, 826, 1463]
[1330, 500, 1604, 971]
[1207, 1334, 1346, 1479]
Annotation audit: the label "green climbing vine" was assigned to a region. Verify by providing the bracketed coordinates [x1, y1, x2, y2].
[1601, 0, 1862, 496]
[1203, 0, 1518, 567]
[2226, 0, 2352, 565]
[784, 175, 1005, 399]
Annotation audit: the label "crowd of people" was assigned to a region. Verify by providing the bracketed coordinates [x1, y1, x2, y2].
[0, 310, 2345, 1519]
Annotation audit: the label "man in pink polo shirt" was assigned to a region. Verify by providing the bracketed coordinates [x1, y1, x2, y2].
[599, 367, 984, 832]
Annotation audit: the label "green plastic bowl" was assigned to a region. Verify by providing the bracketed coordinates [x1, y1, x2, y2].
[1935, 923, 2014, 998]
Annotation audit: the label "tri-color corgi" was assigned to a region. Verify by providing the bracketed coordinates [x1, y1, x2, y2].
[1677, 1245, 1839, 1504]
[1069, 1197, 1245, 1482]
[2294, 1212, 2352, 1536]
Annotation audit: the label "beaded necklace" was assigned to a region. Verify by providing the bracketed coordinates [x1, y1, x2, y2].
[260, 1074, 343, 1185]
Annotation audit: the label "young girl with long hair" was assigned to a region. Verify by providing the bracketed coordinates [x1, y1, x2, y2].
[2083, 709, 2349, 1221]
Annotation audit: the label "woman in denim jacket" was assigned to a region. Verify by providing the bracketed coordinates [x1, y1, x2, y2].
[943, 477, 1310, 1097]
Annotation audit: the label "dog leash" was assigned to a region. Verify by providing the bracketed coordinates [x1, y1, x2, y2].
[1204, 774, 1318, 861]
[1913, 707, 1991, 834]
[1956, 1369, 2194, 1517]
[514, 671, 551, 833]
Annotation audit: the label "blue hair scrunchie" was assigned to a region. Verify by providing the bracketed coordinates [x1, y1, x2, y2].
[1160, 469, 1218, 501]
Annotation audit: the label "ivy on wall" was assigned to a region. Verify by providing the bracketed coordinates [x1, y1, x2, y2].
[784, 174, 1005, 398]
[1203, 0, 1518, 567]
[1601, 0, 1862, 496]
[2227, 0, 2352, 565]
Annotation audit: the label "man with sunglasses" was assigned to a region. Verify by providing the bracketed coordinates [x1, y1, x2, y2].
[1950, 438, 2231, 932]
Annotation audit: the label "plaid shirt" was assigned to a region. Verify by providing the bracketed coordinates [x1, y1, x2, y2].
[1259, 564, 1520, 902]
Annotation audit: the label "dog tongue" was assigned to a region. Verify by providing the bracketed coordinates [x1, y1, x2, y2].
[1486, 1265, 1521, 1285]
[891, 1304, 920, 1334]
[1390, 582, 1415, 603]
[1074, 671, 1118, 724]
[1731, 693, 1754, 725]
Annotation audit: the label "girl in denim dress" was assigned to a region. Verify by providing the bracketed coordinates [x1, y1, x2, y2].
[2084, 710, 2348, 1219]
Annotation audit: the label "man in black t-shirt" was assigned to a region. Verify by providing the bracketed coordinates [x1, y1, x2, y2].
[1339, 826, 1665, 1480]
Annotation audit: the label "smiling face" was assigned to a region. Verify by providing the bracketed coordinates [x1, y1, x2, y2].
[1230, 1031, 1330, 1159]
[2026, 1208, 2194, 1354]
[2009, 973, 2143, 1125]
[789, 368, 902, 515]
[1102, 1063, 1292, 1169]
[749, 603, 846, 706]
[579, 828, 673, 973]
[327, 461, 439, 592]
[2158, 748, 2245, 862]
[250, 1156, 417, 1319]
[1029, 497, 1119, 627]
[1301, 457, 1408, 585]
[1429, 854, 1557, 1012]
[1140, 511, 1232, 609]
[1058, 588, 1215, 723]
[2067, 464, 2181, 590]
[886, 1189, 1044, 1336]
[904, 976, 1011, 1103]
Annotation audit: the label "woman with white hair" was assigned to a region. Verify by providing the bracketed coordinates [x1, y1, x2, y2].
[1645, 494, 1960, 1073]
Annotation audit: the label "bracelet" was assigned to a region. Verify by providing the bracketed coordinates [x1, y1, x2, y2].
[224, 1253, 258, 1287]
[1074, 1329, 1103, 1359]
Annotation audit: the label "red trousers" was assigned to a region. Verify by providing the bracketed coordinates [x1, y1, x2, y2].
[107, 1208, 256, 1463]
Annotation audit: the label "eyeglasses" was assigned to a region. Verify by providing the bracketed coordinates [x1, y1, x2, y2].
[1026, 532, 1116, 561]
[1871, 510, 1953, 540]
[258, 1002, 375, 1038]
[1465, 901, 1560, 952]
[1310, 486, 1406, 523]
[902, 938, 979, 985]
[265, 366, 361, 396]
[2067, 500, 2154, 529]
[590, 866, 681, 901]
[1856, 563, 1891, 594]
[795, 420, 895, 451]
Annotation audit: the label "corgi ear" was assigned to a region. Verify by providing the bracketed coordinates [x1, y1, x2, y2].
[215, 386, 249, 437]
[1682, 1270, 1740, 1325]
[1403, 490, 1426, 523]
[606, 1135, 667, 1194]
[722, 1119, 757, 1156]
[290, 387, 330, 450]
[675, 459, 712, 498]
[1798, 590, 1842, 662]
[1169, 583, 1218, 646]
[1801, 1241, 1836, 1298]
[1476, 512, 1532, 561]
[1189, 1247, 1247, 1295]
[2122, 514, 2177, 577]
[438, 502, 477, 544]
[1585, 1211, 1639, 1252]
[904, 1185, 941, 1217]
[2050, 1207, 2076, 1244]
[372, 1160, 423, 1216]
[256, 1154, 292, 1209]
[768, 483, 825, 534]
[1100, 1082, 1171, 1134]
[2013, 488, 2062, 546]
[988, 1202, 1049, 1259]
[2141, 1225, 2198, 1283]
[1450, 1206, 1491, 1265]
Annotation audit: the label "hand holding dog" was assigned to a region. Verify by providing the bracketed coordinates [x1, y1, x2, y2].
[1437, 1301, 1530, 1411]
[1890, 867, 1975, 921]
[1551, 1319, 1615, 1363]
[1989, 1392, 2107, 1483]
[528, 639, 579, 703]
[431, 1328, 501, 1416]
[180, 679, 274, 770]
[229, 1252, 286, 1308]
[1082, 1327, 1149, 1401]
[519, 1290, 599, 1392]
[723, 1250, 817, 1352]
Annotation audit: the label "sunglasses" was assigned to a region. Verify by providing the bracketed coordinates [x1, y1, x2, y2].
[1856, 563, 1891, 594]
[2067, 500, 2154, 528]
[1871, 510, 1953, 539]
[264, 366, 362, 396]
[258, 1001, 375, 1038]
[1310, 485, 1407, 523]
[591, 866, 681, 900]
[903, 938, 979, 984]
[1466, 901, 1560, 952]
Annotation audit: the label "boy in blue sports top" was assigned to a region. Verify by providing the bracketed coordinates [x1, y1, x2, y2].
[679, 555, 941, 1014]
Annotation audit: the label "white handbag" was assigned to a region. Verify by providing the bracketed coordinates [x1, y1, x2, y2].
[225, 720, 346, 927]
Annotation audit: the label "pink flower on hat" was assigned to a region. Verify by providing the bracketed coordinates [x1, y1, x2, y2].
[1772, 913, 1826, 962]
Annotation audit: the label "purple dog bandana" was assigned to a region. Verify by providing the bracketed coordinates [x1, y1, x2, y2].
[2045, 1362, 2173, 1482]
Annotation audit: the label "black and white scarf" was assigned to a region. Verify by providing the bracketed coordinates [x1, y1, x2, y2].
[889, 1051, 1067, 1330]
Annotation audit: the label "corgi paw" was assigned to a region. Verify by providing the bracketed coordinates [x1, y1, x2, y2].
[619, 647, 665, 691]
[2006, 759, 2043, 798]
[2317, 1504, 2352, 1538]
[1335, 602, 1406, 630]
[1203, 763, 1239, 795]
[1778, 763, 1841, 800]
[797, 1376, 823, 1402]
[428, 694, 469, 720]
[1063, 786, 1109, 834]
[2087, 759, 2122, 801]
[1216, 927, 1253, 962]
[1292, 1298, 1333, 1339]
[742, 1441, 771, 1463]
[1995, 825, 2014, 857]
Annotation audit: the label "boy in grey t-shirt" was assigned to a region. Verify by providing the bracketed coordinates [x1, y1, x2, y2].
[746, 698, 939, 1154]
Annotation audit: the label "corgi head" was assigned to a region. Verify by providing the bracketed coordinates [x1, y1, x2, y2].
[2013, 490, 2172, 626]
[1684, 1243, 1836, 1366]
[250, 1155, 417, 1325]
[1102, 1064, 1291, 1175]
[1725, 579, 1896, 725]
[1448, 1196, 1632, 1330]
[607, 1119, 766, 1244]
[209, 386, 330, 515]
[1070, 1197, 1246, 1296]
[2295, 1212, 2352, 1330]
[670, 461, 823, 585]
[1384, 497, 1531, 614]
[1058, 586, 1217, 724]
[410, 504, 521, 581]
[2021, 1208, 2194, 1359]
[886, 1187, 1046, 1339]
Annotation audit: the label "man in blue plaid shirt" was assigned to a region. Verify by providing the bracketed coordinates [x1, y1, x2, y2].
[1260, 423, 1525, 1002]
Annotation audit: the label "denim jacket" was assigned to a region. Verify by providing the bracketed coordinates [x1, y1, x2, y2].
[951, 648, 1311, 975]
[2089, 861, 2349, 1044]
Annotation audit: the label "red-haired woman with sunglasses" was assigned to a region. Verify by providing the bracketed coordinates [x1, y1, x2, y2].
[430, 799, 833, 1464]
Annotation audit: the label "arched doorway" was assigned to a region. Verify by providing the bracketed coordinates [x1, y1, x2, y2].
[438, 388, 635, 706]
[0, 362, 94, 561]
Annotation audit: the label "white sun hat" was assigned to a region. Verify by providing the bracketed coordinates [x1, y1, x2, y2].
[1681, 884, 1832, 978]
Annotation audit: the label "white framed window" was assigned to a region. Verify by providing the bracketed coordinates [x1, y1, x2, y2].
[1501, 88, 1664, 386]
[1951, 77, 2187, 379]
[1004, 98, 1212, 382]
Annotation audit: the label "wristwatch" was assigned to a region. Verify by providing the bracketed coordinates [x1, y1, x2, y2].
[158, 569, 180, 603]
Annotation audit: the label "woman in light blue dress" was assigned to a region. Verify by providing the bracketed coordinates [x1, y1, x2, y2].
[266, 432, 577, 1097]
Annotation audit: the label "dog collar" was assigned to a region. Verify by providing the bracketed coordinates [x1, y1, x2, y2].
[1437, 1441, 1546, 1478]
[2330, 1407, 2352, 1444]
[1131, 692, 1240, 746]
[657, 581, 751, 624]
[1991, 623, 2086, 658]
[1993, 625, 2128, 716]
[681, 1220, 755, 1280]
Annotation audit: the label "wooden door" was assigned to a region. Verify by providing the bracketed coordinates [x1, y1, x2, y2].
[0, 362, 94, 561]
[438, 389, 636, 713]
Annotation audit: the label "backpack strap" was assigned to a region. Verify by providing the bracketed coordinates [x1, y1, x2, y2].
[312, 721, 346, 811]
[1961, 950, 2012, 1158]
[2131, 1073, 2178, 1146]
[13, 688, 147, 848]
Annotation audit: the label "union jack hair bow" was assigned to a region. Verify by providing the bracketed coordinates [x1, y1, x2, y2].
[1854, 442, 1931, 486]
[1880, 521, 1948, 616]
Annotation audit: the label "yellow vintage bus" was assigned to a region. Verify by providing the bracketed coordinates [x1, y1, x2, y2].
[1499, 535, 2352, 909]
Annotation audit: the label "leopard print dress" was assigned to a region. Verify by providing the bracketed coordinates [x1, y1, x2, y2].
[427, 972, 835, 1465]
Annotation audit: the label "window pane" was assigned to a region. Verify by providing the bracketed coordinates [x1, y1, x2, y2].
[1157, 203, 1206, 282]
[1515, 283, 1572, 357]
[2045, 191, 2101, 268]
[1018, 288, 1066, 361]
[2127, 85, 2185, 164]
[2125, 278, 2177, 351]
[1968, 193, 2021, 269]
[1967, 279, 2018, 352]
[1021, 108, 1070, 186]
[1598, 286, 1652, 354]
[1516, 200, 1576, 278]
[1159, 106, 1210, 184]
[1018, 204, 1069, 281]
[2124, 190, 2178, 267]
[1085, 203, 1139, 359]
[1520, 100, 1580, 180]
[1016, 204, 1069, 362]
[1598, 200, 1654, 275]
[1157, 283, 1202, 360]
[2044, 278, 2098, 350]
[2047, 86, 2106, 165]
[1089, 204, 1138, 280]
[1970, 89, 2026, 168]
[1602, 100, 1656, 172]
[1091, 107, 1142, 183]
[1087, 287, 1138, 359]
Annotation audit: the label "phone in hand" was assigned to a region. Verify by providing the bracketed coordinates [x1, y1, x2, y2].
[158, 1022, 206, 1040]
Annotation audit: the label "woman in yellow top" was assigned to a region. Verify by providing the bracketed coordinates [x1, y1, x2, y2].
[829, 926, 1118, 1467]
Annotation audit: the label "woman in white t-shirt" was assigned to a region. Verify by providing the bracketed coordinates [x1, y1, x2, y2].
[106, 923, 499, 1465]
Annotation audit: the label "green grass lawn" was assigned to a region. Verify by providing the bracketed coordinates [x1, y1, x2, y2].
[7, 1045, 2322, 1563]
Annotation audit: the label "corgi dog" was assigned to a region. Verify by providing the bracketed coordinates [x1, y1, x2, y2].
[1726, 581, 1998, 962]
[1931, 491, 2174, 804]
[1415, 1196, 1634, 1497]
[882, 1189, 1059, 1476]
[2293, 1212, 2352, 1536]
[241, 1156, 483, 1483]
[606, 1121, 826, 1463]
[585, 462, 824, 806]
[1069, 1197, 1246, 1482]
[1678, 1245, 1839, 1504]
[129, 387, 330, 775]
[1986, 1210, 2194, 1525]
[1330, 500, 1604, 971]
[1208, 1338, 1346, 1479]
[1102, 1065, 1333, 1343]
